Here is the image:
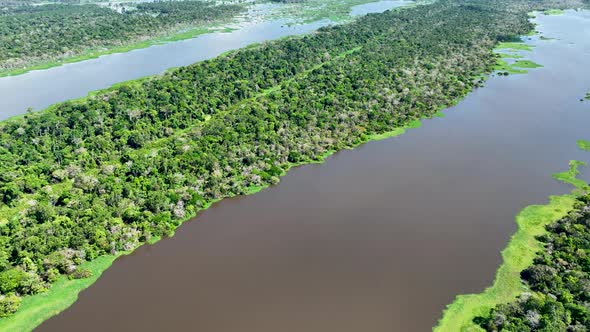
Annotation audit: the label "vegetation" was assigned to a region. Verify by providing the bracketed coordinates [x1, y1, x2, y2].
[511, 60, 543, 68]
[435, 195, 579, 332]
[552, 160, 590, 193]
[544, 8, 566, 14]
[494, 59, 529, 74]
[496, 42, 534, 52]
[492, 39, 542, 75]
[261, 0, 407, 23]
[0, 1, 245, 75]
[476, 194, 590, 331]
[0, 255, 117, 331]
[578, 140, 590, 151]
[0, 0, 586, 327]
[494, 51, 541, 75]
[436, 156, 590, 332]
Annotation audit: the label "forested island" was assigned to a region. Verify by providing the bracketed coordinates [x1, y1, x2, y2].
[0, 0, 245, 75]
[0, 0, 588, 328]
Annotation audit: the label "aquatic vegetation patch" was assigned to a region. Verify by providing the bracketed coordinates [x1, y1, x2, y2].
[511, 60, 542, 68]
[493, 40, 540, 75]
[577, 139, 590, 151]
[552, 160, 589, 193]
[494, 59, 528, 74]
[543, 8, 565, 15]
[496, 41, 534, 52]
[499, 52, 524, 59]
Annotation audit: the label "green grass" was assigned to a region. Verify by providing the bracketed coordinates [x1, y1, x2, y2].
[366, 119, 422, 140]
[436, 159, 589, 331]
[0, 255, 119, 332]
[511, 60, 543, 69]
[578, 140, 590, 151]
[496, 42, 534, 52]
[544, 9, 565, 15]
[499, 53, 524, 59]
[494, 59, 528, 74]
[434, 194, 578, 332]
[493, 40, 539, 75]
[552, 160, 590, 192]
[585, 92, 590, 100]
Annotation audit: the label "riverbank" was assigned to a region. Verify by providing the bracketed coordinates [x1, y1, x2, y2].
[0, 256, 118, 331]
[0, 2, 577, 330]
[434, 11, 590, 330]
[0, 30, 491, 327]
[434, 163, 587, 331]
[0, 100, 428, 332]
[0, 0, 403, 79]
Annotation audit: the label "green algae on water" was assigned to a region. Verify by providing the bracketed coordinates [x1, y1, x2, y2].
[577, 140, 590, 151]
[544, 9, 565, 15]
[435, 159, 589, 331]
[496, 41, 534, 52]
[512, 60, 543, 69]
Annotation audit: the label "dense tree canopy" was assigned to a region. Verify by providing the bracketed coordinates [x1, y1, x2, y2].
[0, 0, 585, 318]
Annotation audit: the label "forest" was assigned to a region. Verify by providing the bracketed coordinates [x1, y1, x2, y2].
[0, 1, 245, 73]
[0, 0, 584, 318]
[476, 194, 590, 331]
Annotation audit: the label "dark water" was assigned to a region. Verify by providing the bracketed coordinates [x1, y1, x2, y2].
[37, 10, 590, 332]
[0, 0, 410, 120]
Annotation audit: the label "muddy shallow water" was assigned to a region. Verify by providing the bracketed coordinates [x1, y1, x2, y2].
[37, 10, 590, 332]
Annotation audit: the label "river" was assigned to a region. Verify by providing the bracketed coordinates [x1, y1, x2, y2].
[36, 10, 590, 332]
[0, 0, 410, 121]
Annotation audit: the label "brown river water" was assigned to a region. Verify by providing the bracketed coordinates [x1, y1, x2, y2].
[37, 10, 590, 332]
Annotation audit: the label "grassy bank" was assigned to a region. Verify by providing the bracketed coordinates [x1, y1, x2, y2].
[435, 147, 589, 331]
[0, 255, 119, 331]
[434, 194, 579, 332]
[544, 8, 565, 15]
